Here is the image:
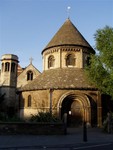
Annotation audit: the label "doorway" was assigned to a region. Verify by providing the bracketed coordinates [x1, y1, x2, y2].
[61, 94, 83, 126]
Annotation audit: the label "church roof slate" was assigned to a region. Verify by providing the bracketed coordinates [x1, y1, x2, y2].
[18, 19, 96, 92]
[19, 68, 96, 91]
[42, 19, 94, 53]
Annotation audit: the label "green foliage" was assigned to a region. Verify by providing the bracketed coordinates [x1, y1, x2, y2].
[0, 112, 7, 122]
[85, 26, 113, 98]
[94, 26, 113, 69]
[0, 112, 24, 122]
[102, 112, 113, 132]
[30, 112, 61, 123]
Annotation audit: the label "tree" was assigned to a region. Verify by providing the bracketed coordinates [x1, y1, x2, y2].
[85, 26, 113, 98]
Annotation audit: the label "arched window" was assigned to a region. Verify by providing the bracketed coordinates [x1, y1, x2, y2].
[11, 63, 16, 72]
[5, 62, 10, 72]
[27, 71, 33, 81]
[28, 95, 31, 107]
[66, 54, 75, 66]
[48, 55, 55, 68]
[2, 63, 4, 72]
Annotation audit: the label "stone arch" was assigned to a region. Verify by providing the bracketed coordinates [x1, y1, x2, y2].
[27, 95, 32, 107]
[27, 70, 33, 81]
[57, 91, 91, 126]
[65, 53, 76, 66]
[5, 62, 10, 72]
[2, 63, 4, 72]
[87, 95, 97, 126]
[48, 55, 55, 68]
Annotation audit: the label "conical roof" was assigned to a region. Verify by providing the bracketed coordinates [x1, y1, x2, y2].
[42, 19, 94, 53]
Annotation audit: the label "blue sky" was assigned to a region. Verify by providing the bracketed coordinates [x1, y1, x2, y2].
[0, 0, 113, 71]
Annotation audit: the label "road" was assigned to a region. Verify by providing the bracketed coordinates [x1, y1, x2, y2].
[0, 127, 113, 150]
[73, 143, 113, 150]
[0, 143, 113, 150]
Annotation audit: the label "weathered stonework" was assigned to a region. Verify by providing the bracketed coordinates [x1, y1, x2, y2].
[0, 19, 104, 127]
[18, 19, 102, 127]
[17, 63, 40, 88]
[19, 89, 100, 126]
[0, 54, 18, 111]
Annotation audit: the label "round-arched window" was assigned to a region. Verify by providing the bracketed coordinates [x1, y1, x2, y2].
[48, 55, 55, 68]
[27, 71, 33, 81]
[28, 95, 31, 107]
[66, 54, 75, 66]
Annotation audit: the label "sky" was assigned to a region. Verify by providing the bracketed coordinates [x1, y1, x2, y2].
[0, 0, 113, 72]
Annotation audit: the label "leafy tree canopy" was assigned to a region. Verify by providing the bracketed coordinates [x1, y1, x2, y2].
[85, 26, 113, 98]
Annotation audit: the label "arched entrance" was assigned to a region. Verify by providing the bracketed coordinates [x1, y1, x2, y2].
[71, 100, 83, 126]
[58, 92, 91, 127]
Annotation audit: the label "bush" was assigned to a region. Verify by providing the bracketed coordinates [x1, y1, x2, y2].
[30, 112, 61, 123]
[102, 112, 113, 132]
[0, 112, 24, 122]
[0, 112, 8, 122]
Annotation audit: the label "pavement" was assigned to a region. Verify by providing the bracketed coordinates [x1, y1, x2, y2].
[0, 127, 113, 149]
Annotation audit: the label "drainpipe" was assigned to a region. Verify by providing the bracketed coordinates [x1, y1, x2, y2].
[49, 89, 53, 115]
[97, 91, 102, 127]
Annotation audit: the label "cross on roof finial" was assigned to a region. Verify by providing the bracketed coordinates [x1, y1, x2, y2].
[29, 57, 33, 64]
[67, 6, 71, 19]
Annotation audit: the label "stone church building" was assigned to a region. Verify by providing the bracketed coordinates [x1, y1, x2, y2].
[0, 19, 107, 127]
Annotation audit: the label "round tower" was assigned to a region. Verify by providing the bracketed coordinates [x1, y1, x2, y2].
[0, 54, 19, 115]
[42, 19, 95, 71]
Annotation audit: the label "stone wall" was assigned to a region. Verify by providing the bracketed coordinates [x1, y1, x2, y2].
[42, 46, 89, 70]
[17, 64, 40, 88]
[19, 89, 98, 127]
[0, 122, 65, 135]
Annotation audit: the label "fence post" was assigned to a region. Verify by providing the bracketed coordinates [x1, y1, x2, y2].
[83, 121, 87, 142]
[63, 113, 67, 135]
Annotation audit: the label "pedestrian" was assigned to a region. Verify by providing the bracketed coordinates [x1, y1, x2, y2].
[107, 111, 112, 134]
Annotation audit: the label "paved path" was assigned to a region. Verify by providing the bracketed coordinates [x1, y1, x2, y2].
[0, 127, 113, 149]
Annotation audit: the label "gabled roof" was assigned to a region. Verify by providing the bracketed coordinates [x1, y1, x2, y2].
[17, 63, 41, 77]
[19, 68, 96, 91]
[42, 19, 94, 53]
[17, 63, 41, 88]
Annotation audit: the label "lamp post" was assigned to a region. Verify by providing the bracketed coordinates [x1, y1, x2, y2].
[83, 107, 87, 142]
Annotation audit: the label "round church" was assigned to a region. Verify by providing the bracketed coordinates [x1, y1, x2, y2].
[18, 19, 102, 127]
